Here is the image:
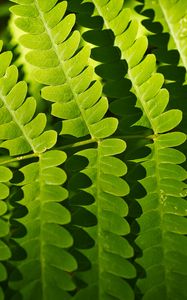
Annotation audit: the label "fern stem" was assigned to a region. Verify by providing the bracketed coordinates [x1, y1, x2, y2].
[0, 138, 97, 165]
[0, 134, 154, 166]
[153, 138, 169, 295]
[118, 134, 154, 140]
[96, 139, 102, 299]
[0, 153, 39, 166]
[56, 137, 97, 150]
[38, 154, 46, 297]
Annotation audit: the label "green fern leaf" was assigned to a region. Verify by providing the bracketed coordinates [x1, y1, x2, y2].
[88, 1, 182, 131]
[144, 0, 187, 71]
[9, 150, 76, 299]
[136, 132, 187, 299]
[88, 1, 187, 298]
[0, 166, 12, 300]
[72, 139, 135, 300]
[0, 42, 56, 156]
[11, 0, 118, 139]
[0, 2, 186, 299]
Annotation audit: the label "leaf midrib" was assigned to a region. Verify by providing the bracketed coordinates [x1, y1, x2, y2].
[0, 90, 35, 152]
[38, 154, 46, 299]
[92, 2, 171, 296]
[34, 0, 95, 139]
[96, 140, 102, 299]
[91, 1, 157, 133]
[151, 139, 170, 297]
[158, 0, 187, 72]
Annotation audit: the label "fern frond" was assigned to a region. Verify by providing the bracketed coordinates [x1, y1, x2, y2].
[0, 166, 13, 299]
[9, 150, 76, 299]
[144, 0, 187, 71]
[3, 2, 187, 299]
[136, 132, 187, 299]
[11, 0, 118, 139]
[73, 138, 135, 300]
[0, 41, 56, 156]
[89, 1, 187, 298]
[88, 1, 182, 131]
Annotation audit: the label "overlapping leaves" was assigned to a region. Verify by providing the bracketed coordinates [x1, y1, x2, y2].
[73, 139, 135, 300]
[0, 0, 186, 300]
[10, 150, 76, 300]
[87, 1, 187, 299]
[0, 41, 56, 156]
[11, 0, 118, 139]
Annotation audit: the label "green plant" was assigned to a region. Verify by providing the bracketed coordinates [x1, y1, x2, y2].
[0, 0, 186, 299]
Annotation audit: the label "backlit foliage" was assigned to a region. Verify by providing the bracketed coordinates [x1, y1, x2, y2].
[0, 1, 186, 299]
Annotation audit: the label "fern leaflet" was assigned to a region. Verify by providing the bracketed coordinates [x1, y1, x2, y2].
[11, 0, 118, 139]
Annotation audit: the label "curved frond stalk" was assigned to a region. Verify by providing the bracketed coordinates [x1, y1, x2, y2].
[89, 1, 187, 298]
[9, 150, 76, 299]
[0, 167, 13, 299]
[144, 0, 187, 72]
[73, 138, 135, 300]
[11, 0, 118, 140]
[0, 41, 56, 156]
